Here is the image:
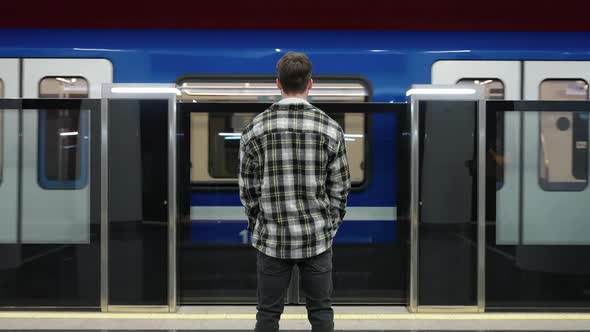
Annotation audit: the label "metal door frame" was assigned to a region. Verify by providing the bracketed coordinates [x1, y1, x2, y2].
[407, 84, 486, 313]
[100, 84, 179, 312]
[431, 61, 522, 247]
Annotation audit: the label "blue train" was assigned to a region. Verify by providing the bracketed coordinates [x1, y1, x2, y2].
[2, 30, 590, 304]
[2, 30, 590, 247]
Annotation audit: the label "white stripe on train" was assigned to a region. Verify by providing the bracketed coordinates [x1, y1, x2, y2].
[190, 206, 397, 222]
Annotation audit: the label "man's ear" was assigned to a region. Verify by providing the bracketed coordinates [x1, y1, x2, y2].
[276, 78, 282, 91]
[307, 78, 313, 91]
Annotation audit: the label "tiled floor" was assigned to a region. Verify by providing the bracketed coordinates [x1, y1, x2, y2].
[0, 306, 589, 330]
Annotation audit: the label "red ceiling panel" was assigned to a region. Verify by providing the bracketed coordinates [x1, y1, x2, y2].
[3, 0, 590, 30]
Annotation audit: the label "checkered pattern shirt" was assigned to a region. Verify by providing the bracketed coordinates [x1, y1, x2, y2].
[239, 98, 351, 259]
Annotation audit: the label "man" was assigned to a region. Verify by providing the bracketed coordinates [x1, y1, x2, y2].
[239, 51, 351, 332]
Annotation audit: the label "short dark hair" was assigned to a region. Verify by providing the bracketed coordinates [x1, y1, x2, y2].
[276, 51, 312, 94]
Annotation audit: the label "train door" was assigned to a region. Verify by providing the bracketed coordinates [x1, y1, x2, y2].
[0, 59, 19, 244]
[520, 62, 590, 245]
[431, 61, 525, 310]
[21, 59, 112, 243]
[432, 61, 522, 244]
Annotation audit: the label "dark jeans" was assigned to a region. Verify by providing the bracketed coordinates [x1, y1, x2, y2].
[255, 248, 334, 332]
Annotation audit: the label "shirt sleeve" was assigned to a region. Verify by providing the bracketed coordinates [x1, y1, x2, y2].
[239, 137, 262, 233]
[326, 131, 352, 237]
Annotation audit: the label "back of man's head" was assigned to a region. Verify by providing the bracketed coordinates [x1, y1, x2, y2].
[276, 52, 312, 95]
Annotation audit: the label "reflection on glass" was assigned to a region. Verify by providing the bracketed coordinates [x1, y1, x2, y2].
[458, 78, 505, 100]
[208, 112, 255, 178]
[39, 109, 85, 186]
[39, 77, 89, 189]
[108, 99, 169, 305]
[418, 100, 478, 306]
[458, 78, 505, 189]
[539, 80, 589, 191]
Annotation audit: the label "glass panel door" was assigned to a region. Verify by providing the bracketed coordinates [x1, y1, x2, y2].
[0, 99, 101, 308]
[106, 99, 170, 308]
[0, 58, 110, 308]
[102, 85, 180, 312]
[417, 100, 479, 307]
[409, 85, 485, 312]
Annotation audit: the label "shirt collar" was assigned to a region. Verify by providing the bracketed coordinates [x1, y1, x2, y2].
[277, 97, 311, 105]
[271, 97, 314, 111]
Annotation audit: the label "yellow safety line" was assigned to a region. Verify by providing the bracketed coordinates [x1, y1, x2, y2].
[1, 312, 590, 320]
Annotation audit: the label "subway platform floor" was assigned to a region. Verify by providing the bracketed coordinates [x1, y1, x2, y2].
[0, 306, 590, 330]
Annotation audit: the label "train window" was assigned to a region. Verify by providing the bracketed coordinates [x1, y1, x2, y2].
[207, 112, 256, 179]
[0, 79, 3, 184]
[39, 77, 88, 98]
[38, 77, 89, 189]
[539, 79, 589, 191]
[540, 79, 589, 100]
[180, 78, 369, 186]
[457, 78, 505, 100]
[458, 78, 505, 190]
[178, 81, 369, 103]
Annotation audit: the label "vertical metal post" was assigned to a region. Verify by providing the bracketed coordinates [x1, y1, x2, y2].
[408, 98, 420, 313]
[168, 96, 178, 312]
[477, 99, 487, 312]
[100, 90, 109, 312]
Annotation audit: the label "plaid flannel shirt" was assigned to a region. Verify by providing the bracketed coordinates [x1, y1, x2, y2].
[239, 98, 351, 259]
